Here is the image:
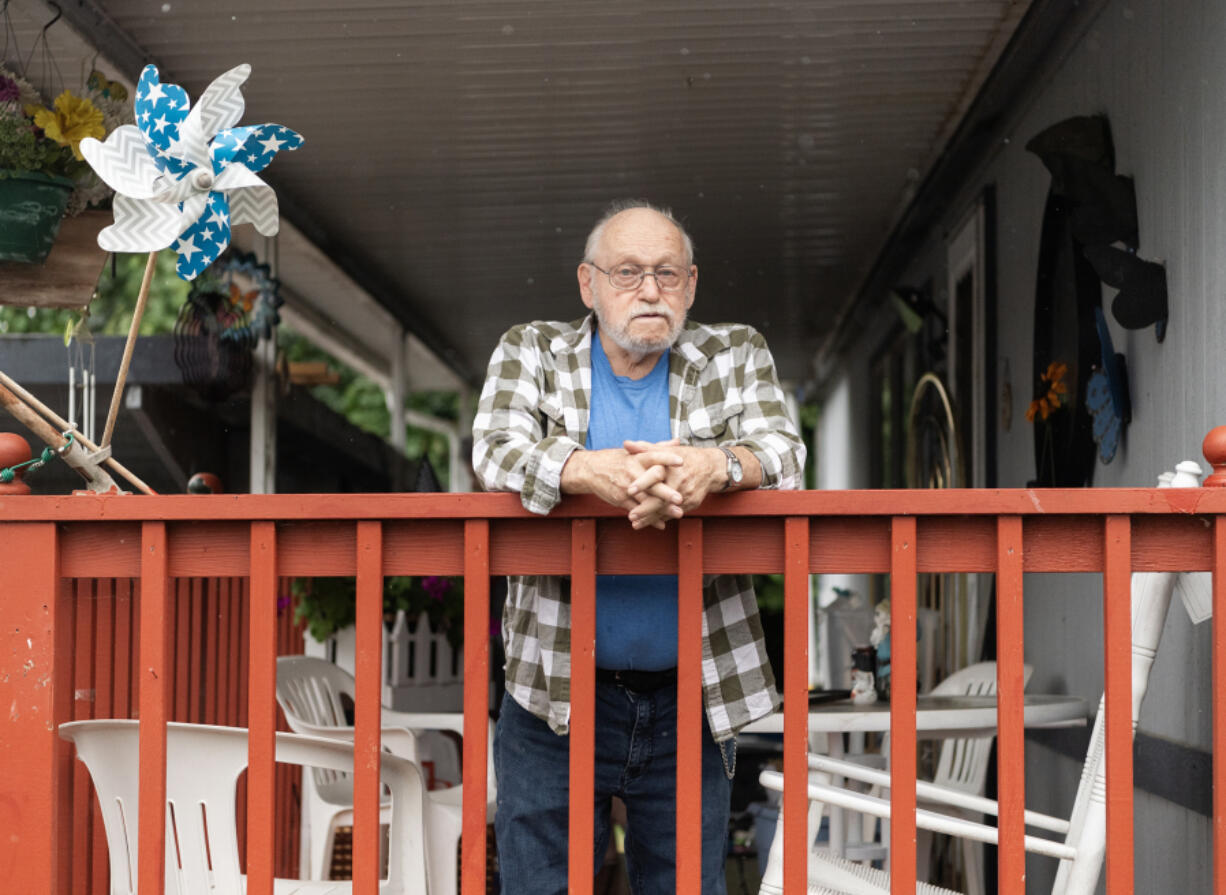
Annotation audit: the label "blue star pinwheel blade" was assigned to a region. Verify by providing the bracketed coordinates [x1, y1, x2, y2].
[135, 65, 192, 178]
[175, 193, 232, 280]
[231, 124, 305, 175]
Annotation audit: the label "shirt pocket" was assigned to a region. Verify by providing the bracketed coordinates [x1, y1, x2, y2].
[686, 399, 743, 445]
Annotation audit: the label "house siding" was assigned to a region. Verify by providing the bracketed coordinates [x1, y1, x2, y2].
[833, 0, 1225, 889]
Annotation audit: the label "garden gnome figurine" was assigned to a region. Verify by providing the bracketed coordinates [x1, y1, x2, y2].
[870, 598, 891, 699]
[850, 645, 878, 705]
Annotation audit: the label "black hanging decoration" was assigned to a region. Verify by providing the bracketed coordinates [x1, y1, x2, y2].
[174, 277, 258, 402]
[1082, 244, 1169, 338]
[1026, 115, 1168, 340]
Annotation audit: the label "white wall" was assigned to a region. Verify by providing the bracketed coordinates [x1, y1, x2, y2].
[829, 0, 1223, 889]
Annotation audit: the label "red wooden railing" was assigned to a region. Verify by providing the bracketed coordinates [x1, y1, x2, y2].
[5, 430, 1226, 894]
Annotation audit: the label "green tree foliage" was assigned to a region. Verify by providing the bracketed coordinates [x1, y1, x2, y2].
[280, 326, 457, 488]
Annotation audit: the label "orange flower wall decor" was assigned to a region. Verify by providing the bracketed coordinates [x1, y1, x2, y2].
[1027, 361, 1069, 422]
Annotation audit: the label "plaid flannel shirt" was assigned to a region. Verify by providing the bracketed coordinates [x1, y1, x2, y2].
[472, 314, 806, 741]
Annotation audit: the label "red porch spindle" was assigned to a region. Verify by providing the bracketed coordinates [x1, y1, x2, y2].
[174, 579, 190, 720]
[462, 519, 491, 895]
[354, 520, 384, 895]
[995, 515, 1026, 891]
[889, 516, 918, 894]
[93, 578, 116, 895]
[138, 521, 171, 895]
[1103, 515, 1133, 895]
[782, 516, 811, 895]
[247, 521, 279, 895]
[676, 518, 704, 891]
[71, 581, 94, 895]
[569, 518, 597, 895]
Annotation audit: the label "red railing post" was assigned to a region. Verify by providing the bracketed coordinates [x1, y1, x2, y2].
[354, 520, 384, 895]
[138, 521, 170, 895]
[247, 521, 278, 895]
[462, 519, 491, 895]
[782, 516, 810, 894]
[569, 518, 597, 895]
[889, 516, 918, 895]
[676, 518, 705, 891]
[1103, 515, 1133, 895]
[995, 515, 1026, 891]
[1215, 515, 1226, 895]
[0, 522, 68, 895]
[1204, 424, 1226, 894]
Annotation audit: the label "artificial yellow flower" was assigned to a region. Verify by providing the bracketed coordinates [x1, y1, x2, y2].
[26, 91, 105, 160]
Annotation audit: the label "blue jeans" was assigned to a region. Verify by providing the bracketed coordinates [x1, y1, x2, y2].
[494, 682, 734, 895]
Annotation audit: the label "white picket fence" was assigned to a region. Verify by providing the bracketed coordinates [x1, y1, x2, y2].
[303, 610, 464, 712]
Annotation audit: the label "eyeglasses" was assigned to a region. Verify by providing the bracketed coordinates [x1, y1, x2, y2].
[587, 262, 690, 292]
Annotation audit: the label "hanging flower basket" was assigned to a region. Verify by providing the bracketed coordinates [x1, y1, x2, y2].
[0, 170, 75, 264]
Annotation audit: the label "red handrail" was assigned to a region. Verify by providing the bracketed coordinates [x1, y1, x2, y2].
[4, 463, 1226, 893]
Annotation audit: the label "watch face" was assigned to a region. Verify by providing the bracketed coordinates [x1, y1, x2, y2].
[726, 448, 743, 483]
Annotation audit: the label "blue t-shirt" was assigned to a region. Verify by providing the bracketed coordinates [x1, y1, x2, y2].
[586, 333, 678, 670]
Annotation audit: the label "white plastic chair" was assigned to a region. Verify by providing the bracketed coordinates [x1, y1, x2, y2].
[275, 655, 496, 894]
[915, 661, 1034, 894]
[58, 719, 429, 894]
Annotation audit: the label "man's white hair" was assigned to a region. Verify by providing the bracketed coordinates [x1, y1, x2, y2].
[582, 199, 695, 266]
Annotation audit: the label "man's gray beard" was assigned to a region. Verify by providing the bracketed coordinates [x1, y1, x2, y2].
[592, 296, 685, 355]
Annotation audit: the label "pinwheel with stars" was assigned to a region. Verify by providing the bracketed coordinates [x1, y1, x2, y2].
[80, 63, 303, 280]
[76, 62, 303, 449]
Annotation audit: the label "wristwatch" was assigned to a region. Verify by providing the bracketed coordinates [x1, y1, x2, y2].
[719, 445, 743, 490]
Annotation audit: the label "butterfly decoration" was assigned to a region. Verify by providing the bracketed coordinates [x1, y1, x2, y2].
[1085, 306, 1132, 464]
[78, 64, 304, 280]
[215, 250, 283, 340]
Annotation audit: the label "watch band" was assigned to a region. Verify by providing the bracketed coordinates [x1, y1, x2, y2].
[719, 445, 743, 490]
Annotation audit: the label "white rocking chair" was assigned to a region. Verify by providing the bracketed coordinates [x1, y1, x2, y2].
[760, 561, 1191, 887]
[58, 719, 430, 894]
[758, 462, 1204, 894]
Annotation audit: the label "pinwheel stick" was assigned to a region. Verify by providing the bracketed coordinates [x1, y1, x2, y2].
[101, 250, 158, 449]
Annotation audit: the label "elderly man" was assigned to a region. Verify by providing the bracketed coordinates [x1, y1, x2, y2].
[472, 199, 805, 894]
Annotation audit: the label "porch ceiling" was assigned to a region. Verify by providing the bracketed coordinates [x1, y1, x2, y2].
[9, 0, 1034, 387]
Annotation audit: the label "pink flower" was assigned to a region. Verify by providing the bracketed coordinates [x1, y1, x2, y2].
[422, 576, 450, 602]
[0, 75, 20, 106]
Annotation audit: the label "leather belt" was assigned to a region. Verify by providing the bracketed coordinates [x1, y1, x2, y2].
[595, 667, 678, 692]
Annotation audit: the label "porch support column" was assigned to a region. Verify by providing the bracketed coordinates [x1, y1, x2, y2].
[453, 385, 475, 493]
[388, 327, 407, 490]
[249, 237, 278, 494]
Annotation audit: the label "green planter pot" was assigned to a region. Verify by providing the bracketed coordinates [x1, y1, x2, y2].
[0, 170, 75, 264]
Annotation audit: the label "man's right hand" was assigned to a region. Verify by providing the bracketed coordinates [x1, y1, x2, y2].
[560, 447, 685, 529]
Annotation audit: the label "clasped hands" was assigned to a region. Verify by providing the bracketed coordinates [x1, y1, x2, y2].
[560, 438, 724, 530]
